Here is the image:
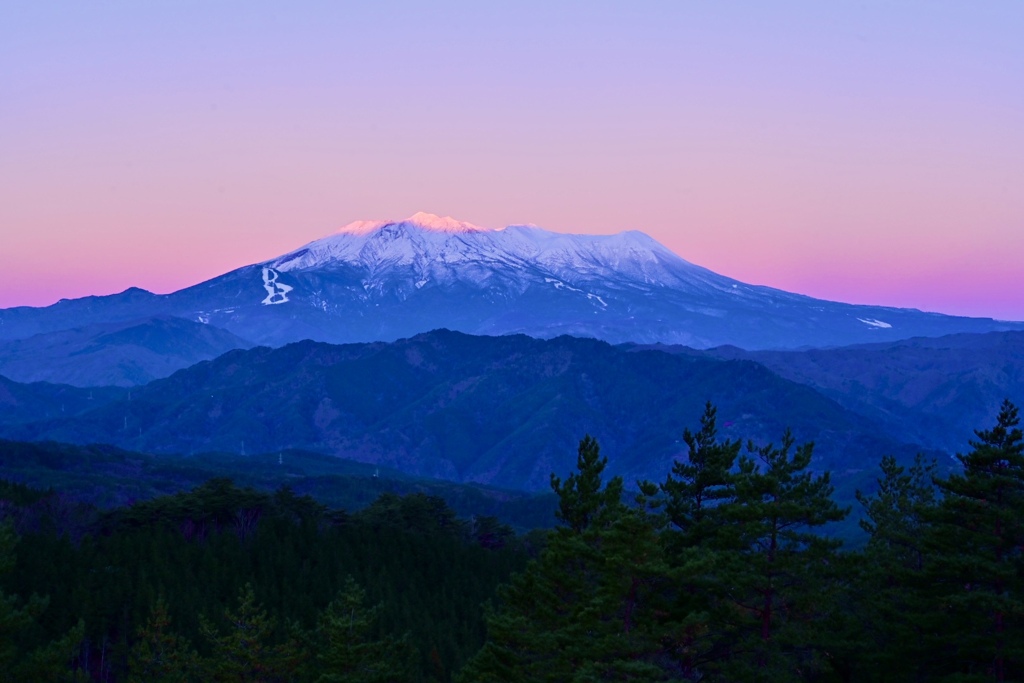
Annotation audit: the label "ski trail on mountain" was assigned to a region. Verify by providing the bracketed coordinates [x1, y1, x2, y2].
[262, 268, 293, 305]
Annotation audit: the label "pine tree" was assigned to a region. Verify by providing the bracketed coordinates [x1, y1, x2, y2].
[458, 436, 680, 682]
[127, 598, 200, 683]
[310, 575, 415, 683]
[649, 402, 741, 676]
[551, 435, 625, 534]
[849, 454, 939, 679]
[0, 521, 86, 683]
[858, 454, 938, 564]
[715, 430, 848, 681]
[924, 399, 1024, 680]
[660, 402, 741, 548]
[200, 583, 306, 683]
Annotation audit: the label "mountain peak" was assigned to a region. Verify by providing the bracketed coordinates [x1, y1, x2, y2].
[335, 213, 488, 236]
[403, 212, 488, 233]
[335, 219, 387, 235]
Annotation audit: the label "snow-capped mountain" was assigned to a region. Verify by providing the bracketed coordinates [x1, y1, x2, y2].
[271, 211, 689, 286]
[1, 212, 1021, 349]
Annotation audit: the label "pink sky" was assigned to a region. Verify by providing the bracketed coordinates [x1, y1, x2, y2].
[2, 3, 1022, 320]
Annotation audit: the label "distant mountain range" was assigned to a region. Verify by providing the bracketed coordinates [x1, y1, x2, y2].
[2, 213, 1020, 357]
[0, 375, 125, 428]
[1, 214, 1019, 509]
[0, 316, 252, 387]
[2, 328, 1020, 507]
[0, 330, 949, 499]
[685, 330, 1024, 454]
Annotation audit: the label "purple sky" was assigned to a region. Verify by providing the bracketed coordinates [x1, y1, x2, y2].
[2, 2, 1022, 320]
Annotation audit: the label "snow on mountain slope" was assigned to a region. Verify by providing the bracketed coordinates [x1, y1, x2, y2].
[1, 213, 1021, 350]
[268, 213, 748, 299]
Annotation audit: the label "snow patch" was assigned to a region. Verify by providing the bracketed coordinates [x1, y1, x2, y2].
[857, 318, 892, 329]
[545, 277, 583, 293]
[545, 277, 606, 308]
[262, 268, 293, 305]
[270, 214, 691, 283]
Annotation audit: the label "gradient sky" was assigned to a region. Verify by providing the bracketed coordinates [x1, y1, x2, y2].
[2, 1, 1022, 319]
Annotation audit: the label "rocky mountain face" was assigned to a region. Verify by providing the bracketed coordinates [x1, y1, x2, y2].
[2, 213, 1020, 350]
[3, 330, 936, 497]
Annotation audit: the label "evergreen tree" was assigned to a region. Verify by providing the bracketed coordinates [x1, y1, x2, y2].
[0, 521, 86, 683]
[458, 436, 681, 682]
[127, 598, 200, 683]
[715, 431, 848, 680]
[924, 399, 1024, 680]
[2, 476, 524, 682]
[470, 515, 515, 550]
[310, 575, 415, 683]
[551, 435, 624, 534]
[650, 402, 741, 677]
[356, 492, 466, 539]
[659, 402, 741, 548]
[199, 583, 306, 683]
[849, 454, 939, 679]
[858, 454, 938, 564]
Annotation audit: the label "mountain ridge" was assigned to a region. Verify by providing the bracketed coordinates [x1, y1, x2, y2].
[1, 329, 942, 497]
[0, 316, 253, 387]
[1, 213, 1020, 350]
[686, 330, 1024, 454]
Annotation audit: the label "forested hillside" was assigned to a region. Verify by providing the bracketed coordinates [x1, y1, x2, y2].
[0, 480, 527, 682]
[4, 330, 936, 496]
[686, 330, 1024, 454]
[0, 439, 558, 531]
[1, 402, 1021, 681]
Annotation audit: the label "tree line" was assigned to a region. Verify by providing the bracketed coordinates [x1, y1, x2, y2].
[461, 400, 1024, 681]
[1, 481, 525, 682]
[1, 400, 1022, 681]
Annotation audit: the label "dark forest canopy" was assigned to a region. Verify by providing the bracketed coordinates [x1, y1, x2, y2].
[1, 400, 1022, 681]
